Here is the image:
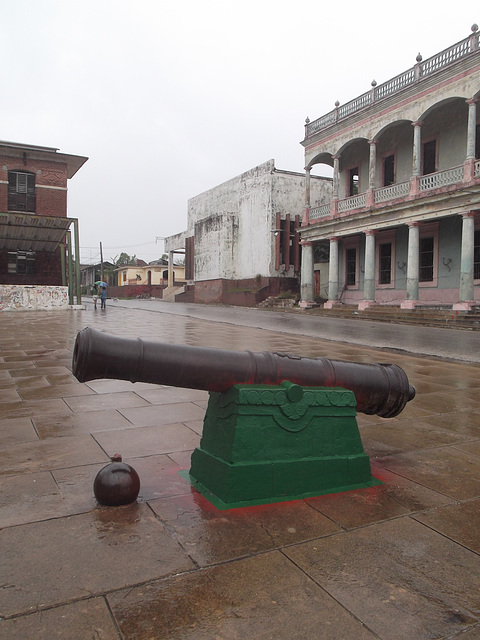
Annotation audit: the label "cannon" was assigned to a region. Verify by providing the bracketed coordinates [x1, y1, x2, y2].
[73, 327, 414, 418]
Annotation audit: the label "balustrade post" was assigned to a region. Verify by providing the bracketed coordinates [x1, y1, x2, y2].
[469, 23, 478, 52]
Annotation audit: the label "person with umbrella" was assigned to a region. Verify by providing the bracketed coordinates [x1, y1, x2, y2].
[95, 281, 108, 310]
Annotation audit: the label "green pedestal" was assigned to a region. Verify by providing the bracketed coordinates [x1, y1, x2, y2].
[186, 381, 380, 509]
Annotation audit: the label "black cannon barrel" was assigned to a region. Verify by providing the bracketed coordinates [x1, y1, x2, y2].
[72, 327, 415, 418]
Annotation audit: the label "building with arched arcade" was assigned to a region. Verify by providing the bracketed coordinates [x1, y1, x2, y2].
[300, 25, 480, 311]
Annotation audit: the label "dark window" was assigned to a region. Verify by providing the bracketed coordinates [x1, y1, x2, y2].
[419, 237, 434, 282]
[383, 155, 395, 186]
[379, 243, 392, 284]
[474, 229, 480, 280]
[8, 251, 36, 274]
[423, 140, 436, 175]
[476, 124, 480, 160]
[345, 247, 356, 286]
[8, 171, 36, 212]
[348, 168, 359, 196]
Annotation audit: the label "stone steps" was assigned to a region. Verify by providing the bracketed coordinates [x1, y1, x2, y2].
[305, 304, 480, 330]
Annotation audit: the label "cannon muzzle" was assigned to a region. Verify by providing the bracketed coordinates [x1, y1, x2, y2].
[72, 327, 415, 418]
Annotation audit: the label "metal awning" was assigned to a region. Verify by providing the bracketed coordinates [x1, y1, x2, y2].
[0, 212, 73, 253]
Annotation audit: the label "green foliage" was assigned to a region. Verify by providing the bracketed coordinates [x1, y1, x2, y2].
[111, 252, 137, 267]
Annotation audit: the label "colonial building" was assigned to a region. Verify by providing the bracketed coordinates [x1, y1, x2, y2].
[0, 140, 87, 310]
[300, 25, 480, 311]
[115, 259, 185, 287]
[165, 160, 332, 305]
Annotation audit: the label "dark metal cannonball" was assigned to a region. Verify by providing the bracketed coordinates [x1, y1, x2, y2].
[94, 454, 140, 506]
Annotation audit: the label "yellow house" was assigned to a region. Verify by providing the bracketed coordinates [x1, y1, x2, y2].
[116, 260, 185, 286]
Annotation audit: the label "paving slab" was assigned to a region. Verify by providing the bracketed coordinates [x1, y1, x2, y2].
[0, 598, 119, 640]
[284, 517, 480, 640]
[108, 551, 378, 640]
[0, 503, 194, 617]
[1, 304, 480, 639]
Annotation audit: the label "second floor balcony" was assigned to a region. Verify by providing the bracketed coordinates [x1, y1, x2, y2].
[307, 159, 480, 224]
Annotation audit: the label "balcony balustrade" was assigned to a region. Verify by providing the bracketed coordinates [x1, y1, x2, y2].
[307, 162, 479, 224]
[374, 181, 410, 203]
[419, 165, 464, 191]
[305, 29, 479, 139]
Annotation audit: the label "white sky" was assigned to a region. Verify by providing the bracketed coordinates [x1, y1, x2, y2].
[2, 1, 478, 263]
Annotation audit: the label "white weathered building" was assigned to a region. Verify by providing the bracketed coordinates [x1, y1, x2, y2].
[165, 160, 331, 305]
[300, 25, 480, 310]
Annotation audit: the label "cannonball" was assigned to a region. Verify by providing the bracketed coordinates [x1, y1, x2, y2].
[94, 454, 140, 506]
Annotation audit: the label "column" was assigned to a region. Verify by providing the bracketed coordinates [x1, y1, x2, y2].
[368, 141, 377, 188]
[168, 250, 174, 287]
[332, 155, 340, 199]
[299, 241, 315, 308]
[412, 121, 422, 176]
[305, 166, 311, 206]
[464, 99, 478, 182]
[466, 100, 477, 159]
[303, 167, 311, 225]
[359, 231, 375, 310]
[330, 155, 340, 216]
[366, 141, 376, 206]
[401, 223, 419, 309]
[324, 237, 339, 309]
[453, 212, 476, 310]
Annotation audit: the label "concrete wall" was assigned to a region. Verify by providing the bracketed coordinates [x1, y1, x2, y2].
[187, 160, 331, 282]
[0, 285, 69, 311]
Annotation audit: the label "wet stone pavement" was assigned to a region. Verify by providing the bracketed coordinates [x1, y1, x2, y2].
[0, 304, 480, 639]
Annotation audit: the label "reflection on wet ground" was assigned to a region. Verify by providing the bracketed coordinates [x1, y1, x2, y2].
[1, 304, 480, 639]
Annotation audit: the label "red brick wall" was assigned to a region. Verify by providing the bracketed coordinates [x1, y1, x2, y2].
[0, 155, 68, 216]
[0, 250, 64, 285]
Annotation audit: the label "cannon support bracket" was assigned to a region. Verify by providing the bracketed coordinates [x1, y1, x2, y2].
[183, 381, 381, 509]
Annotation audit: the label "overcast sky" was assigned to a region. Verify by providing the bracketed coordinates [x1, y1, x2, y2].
[2, 2, 478, 263]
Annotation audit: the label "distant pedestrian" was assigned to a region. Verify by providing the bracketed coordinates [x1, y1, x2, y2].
[100, 286, 107, 309]
[92, 285, 98, 309]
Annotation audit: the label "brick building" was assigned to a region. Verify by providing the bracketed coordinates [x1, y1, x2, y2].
[0, 140, 87, 310]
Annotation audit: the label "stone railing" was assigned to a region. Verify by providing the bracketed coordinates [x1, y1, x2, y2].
[305, 28, 479, 138]
[337, 193, 366, 213]
[309, 204, 331, 219]
[419, 165, 464, 191]
[306, 162, 480, 224]
[374, 181, 410, 203]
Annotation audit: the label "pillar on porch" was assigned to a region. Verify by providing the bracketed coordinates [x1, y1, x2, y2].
[168, 251, 174, 287]
[359, 231, 375, 310]
[366, 140, 377, 206]
[401, 222, 419, 309]
[453, 212, 476, 310]
[324, 237, 339, 309]
[299, 241, 315, 308]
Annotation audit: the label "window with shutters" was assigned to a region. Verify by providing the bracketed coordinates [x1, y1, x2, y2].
[8, 251, 36, 274]
[419, 237, 434, 282]
[8, 171, 36, 212]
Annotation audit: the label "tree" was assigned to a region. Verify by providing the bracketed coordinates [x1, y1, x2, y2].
[111, 252, 137, 267]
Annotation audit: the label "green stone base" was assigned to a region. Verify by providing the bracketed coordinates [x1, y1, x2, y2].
[187, 382, 380, 509]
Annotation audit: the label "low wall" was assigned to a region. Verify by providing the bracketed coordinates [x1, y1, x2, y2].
[0, 285, 69, 311]
[107, 284, 168, 299]
[194, 277, 300, 306]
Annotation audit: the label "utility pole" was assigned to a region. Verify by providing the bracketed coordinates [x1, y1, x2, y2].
[100, 242, 104, 282]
